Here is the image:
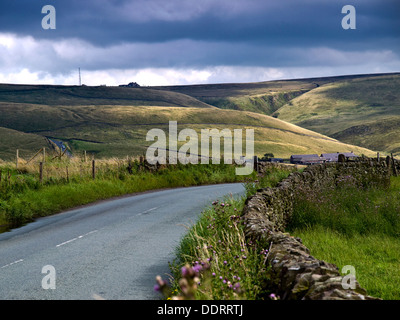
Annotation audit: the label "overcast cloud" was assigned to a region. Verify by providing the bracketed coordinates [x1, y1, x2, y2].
[0, 0, 399, 85]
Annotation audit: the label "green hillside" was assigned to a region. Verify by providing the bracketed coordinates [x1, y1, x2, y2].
[0, 127, 49, 161]
[152, 73, 396, 115]
[153, 81, 312, 115]
[0, 83, 376, 161]
[275, 73, 400, 156]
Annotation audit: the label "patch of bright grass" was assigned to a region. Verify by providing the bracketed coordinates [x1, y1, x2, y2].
[287, 176, 400, 300]
[292, 226, 400, 300]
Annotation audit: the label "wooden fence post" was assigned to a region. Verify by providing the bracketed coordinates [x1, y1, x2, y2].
[127, 159, 133, 174]
[66, 166, 69, 182]
[386, 155, 391, 168]
[139, 155, 144, 171]
[43, 147, 46, 163]
[253, 155, 258, 173]
[16, 149, 19, 169]
[391, 153, 397, 176]
[92, 159, 96, 180]
[39, 162, 43, 183]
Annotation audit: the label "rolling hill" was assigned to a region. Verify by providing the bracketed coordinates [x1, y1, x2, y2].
[0, 82, 376, 161]
[274, 73, 400, 156]
[152, 73, 397, 116]
[0, 84, 214, 108]
[0, 127, 49, 161]
[153, 80, 313, 115]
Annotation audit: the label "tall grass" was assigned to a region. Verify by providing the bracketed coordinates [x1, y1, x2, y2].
[287, 177, 400, 237]
[160, 165, 295, 300]
[286, 176, 400, 300]
[167, 196, 270, 300]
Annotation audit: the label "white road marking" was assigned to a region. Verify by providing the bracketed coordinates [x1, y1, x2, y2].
[55, 207, 159, 248]
[92, 293, 106, 300]
[56, 230, 98, 248]
[1, 259, 24, 269]
[137, 206, 159, 216]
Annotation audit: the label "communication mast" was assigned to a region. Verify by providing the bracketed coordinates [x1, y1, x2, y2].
[78, 67, 82, 86]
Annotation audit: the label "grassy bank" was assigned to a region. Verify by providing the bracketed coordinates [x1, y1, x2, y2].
[0, 157, 250, 231]
[157, 166, 295, 300]
[286, 176, 400, 300]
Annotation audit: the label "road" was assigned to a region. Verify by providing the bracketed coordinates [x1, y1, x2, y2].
[0, 183, 245, 300]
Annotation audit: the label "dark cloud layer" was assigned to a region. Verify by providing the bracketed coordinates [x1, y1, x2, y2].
[0, 0, 399, 84]
[1, 0, 399, 45]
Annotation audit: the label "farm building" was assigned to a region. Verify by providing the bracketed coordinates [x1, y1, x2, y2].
[119, 82, 140, 88]
[290, 154, 324, 165]
[290, 152, 358, 165]
[321, 152, 358, 162]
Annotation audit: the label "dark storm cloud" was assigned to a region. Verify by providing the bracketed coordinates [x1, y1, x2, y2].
[1, 0, 399, 45]
[0, 0, 399, 84]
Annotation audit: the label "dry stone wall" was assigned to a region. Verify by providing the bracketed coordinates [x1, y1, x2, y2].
[242, 158, 398, 300]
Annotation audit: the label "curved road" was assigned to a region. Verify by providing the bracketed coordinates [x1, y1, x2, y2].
[0, 183, 245, 300]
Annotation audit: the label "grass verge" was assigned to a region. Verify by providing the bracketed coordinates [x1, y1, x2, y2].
[157, 165, 295, 300]
[0, 158, 250, 231]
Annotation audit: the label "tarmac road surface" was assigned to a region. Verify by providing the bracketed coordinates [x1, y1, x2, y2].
[0, 183, 245, 300]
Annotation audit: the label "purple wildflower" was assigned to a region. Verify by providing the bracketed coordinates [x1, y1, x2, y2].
[181, 266, 189, 277]
[193, 264, 202, 273]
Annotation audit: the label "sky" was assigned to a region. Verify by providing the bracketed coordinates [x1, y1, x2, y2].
[0, 0, 399, 86]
